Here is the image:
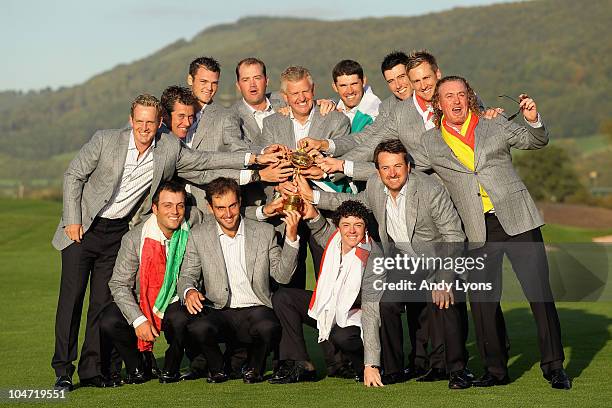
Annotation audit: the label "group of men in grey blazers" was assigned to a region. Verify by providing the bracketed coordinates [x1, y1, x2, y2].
[51, 49, 571, 392]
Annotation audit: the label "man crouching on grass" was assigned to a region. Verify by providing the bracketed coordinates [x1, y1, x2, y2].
[270, 200, 385, 387]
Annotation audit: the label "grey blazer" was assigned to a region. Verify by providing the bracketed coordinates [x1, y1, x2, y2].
[52, 128, 247, 250]
[260, 106, 351, 150]
[317, 171, 466, 249]
[307, 215, 383, 366]
[177, 217, 299, 309]
[108, 208, 204, 324]
[186, 101, 245, 210]
[224, 93, 287, 153]
[417, 115, 548, 242]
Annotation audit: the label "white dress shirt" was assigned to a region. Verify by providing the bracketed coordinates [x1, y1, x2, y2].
[289, 108, 315, 146]
[217, 220, 263, 308]
[99, 131, 155, 219]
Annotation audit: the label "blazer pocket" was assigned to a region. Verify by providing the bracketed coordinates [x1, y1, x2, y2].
[505, 180, 527, 193]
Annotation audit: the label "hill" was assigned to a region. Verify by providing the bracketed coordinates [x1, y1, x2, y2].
[1, 0, 610, 164]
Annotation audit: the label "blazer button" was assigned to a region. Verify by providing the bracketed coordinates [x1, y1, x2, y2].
[225, 288, 229, 291]
[477, 193, 481, 196]
[474, 171, 478, 175]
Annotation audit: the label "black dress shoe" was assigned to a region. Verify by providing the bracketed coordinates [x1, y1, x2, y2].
[207, 371, 229, 383]
[448, 369, 472, 389]
[54, 376, 73, 392]
[403, 366, 428, 380]
[243, 368, 264, 384]
[179, 369, 205, 381]
[268, 361, 317, 384]
[124, 368, 150, 385]
[107, 372, 123, 387]
[472, 371, 510, 387]
[328, 361, 357, 379]
[381, 372, 406, 385]
[80, 375, 110, 388]
[417, 367, 448, 382]
[159, 371, 181, 384]
[546, 368, 572, 390]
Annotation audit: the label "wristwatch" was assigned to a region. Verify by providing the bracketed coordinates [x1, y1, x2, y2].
[250, 169, 261, 183]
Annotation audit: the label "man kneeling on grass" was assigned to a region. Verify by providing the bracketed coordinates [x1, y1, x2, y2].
[269, 200, 385, 387]
[101, 180, 203, 384]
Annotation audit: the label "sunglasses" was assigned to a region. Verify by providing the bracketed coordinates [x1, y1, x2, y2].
[498, 94, 522, 121]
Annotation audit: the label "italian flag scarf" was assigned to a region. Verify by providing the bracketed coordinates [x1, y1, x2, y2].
[440, 111, 493, 213]
[137, 213, 190, 351]
[308, 229, 372, 342]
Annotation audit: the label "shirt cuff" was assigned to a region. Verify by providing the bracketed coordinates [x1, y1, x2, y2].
[525, 113, 542, 128]
[343, 160, 354, 177]
[239, 170, 253, 185]
[312, 190, 321, 205]
[132, 315, 148, 328]
[285, 235, 300, 249]
[244, 153, 252, 167]
[256, 205, 269, 221]
[309, 213, 322, 224]
[326, 139, 336, 155]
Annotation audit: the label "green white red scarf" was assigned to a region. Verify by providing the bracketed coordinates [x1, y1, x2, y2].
[137, 213, 189, 351]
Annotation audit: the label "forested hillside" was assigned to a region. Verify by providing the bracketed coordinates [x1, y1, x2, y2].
[1, 0, 610, 164]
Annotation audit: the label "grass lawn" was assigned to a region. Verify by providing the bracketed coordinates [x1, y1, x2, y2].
[0, 199, 611, 407]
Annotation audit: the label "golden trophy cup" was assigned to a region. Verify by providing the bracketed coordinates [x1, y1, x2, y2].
[283, 193, 303, 212]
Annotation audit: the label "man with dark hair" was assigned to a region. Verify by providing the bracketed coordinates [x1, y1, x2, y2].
[379, 51, 412, 114]
[101, 180, 203, 384]
[177, 178, 302, 384]
[160, 86, 198, 141]
[418, 76, 571, 390]
[332, 59, 382, 133]
[297, 139, 473, 389]
[270, 200, 384, 387]
[51, 94, 279, 391]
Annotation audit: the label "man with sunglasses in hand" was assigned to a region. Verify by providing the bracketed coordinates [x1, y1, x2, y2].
[415, 75, 571, 390]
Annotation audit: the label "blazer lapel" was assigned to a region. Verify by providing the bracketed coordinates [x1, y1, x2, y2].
[404, 175, 418, 241]
[150, 134, 167, 194]
[238, 102, 261, 139]
[308, 107, 324, 139]
[244, 221, 258, 283]
[373, 179, 389, 246]
[112, 129, 131, 181]
[192, 106, 213, 150]
[432, 132, 472, 172]
[208, 223, 229, 281]
[473, 119, 489, 169]
[283, 117, 296, 149]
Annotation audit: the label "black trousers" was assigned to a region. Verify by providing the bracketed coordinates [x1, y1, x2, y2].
[380, 299, 468, 375]
[469, 214, 564, 378]
[52, 217, 128, 379]
[100, 302, 190, 373]
[273, 288, 364, 371]
[187, 305, 281, 375]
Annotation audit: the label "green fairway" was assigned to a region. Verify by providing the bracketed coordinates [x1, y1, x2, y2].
[1, 199, 611, 407]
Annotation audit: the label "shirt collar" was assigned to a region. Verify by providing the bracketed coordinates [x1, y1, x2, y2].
[243, 98, 272, 115]
[128, 130, 156, 150]
[384, 179, 409, 198]
[289, 106, 314, 124]
[216, 216, 244, 238]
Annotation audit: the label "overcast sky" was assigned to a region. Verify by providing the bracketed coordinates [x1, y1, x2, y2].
[2, 0, 518, 91]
